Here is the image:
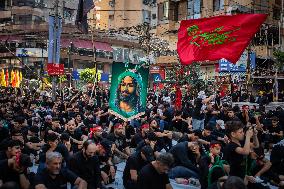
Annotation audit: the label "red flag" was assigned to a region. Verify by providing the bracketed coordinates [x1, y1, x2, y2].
[175, 86, 182, 111]
[177, 14, 267, 65]
[5, 69, 9, 87]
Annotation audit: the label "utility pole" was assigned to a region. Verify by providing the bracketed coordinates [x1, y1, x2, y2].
[246, 46, 251, 93]
[275, 0, 283, 102]
[52, 0, 59, 101]
[68, 42, 73, 88]
[91, 12, 97, 99]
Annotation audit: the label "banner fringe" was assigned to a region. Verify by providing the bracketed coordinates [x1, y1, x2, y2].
[108, 109, 145, 121]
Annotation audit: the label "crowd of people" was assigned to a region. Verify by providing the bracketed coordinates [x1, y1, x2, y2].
[0, 86, 284, 189]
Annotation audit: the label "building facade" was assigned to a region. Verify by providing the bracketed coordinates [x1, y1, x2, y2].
[154, 0, 284, 93]
[0, 0, 147, 87]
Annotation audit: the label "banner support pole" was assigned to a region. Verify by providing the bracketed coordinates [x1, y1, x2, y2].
[52, 0, 59, 101]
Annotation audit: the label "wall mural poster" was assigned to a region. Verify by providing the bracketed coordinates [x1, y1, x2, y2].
[109, 63, 149, 121]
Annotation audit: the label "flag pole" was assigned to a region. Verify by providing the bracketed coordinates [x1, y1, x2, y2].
[91, 13, 97, 99]
[245, 45, 251, 93]
[275, 0, 283, 102]
[52, 0, 59, 101]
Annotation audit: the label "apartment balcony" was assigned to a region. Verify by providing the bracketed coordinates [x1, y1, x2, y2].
[252, 45, 274, 59]
[0, 23, 47, 33]
[157, 20, 179, 35]
[0, 10, 11, 19]
[12, 6, 44, 17]
[155, 55, 178, 65]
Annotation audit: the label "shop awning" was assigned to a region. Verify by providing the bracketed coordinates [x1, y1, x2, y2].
[61, 39, 93, 49]
[60, 40, 112, 51]
[94, 42, 113, 52]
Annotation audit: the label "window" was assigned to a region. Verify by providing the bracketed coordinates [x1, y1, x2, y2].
[163, 1, 169, 19]
[143, 10, 151, 23]
[220, 0, 224, 10]
[0, 0, 6, 10]
[273, 7, 281, 20]
[14, 15, 33, 24]
[123, 48, 129, 61]
[158, 3, 163, 21]
[78, 49, 93, 57]
[178, 0, 188, 21]
[13, 0, 43, 8]
[254, 0, 269, 13]
[113, 48, 123, 62]
[213, 0, 224, 12]
[63, 8, 73, 21]
[168, 1, 178, 21]
[188, 0, 202, 19]
[275, 0, 281, 6]
[152, 14, 156, 19]
[158, 1, 170, 21]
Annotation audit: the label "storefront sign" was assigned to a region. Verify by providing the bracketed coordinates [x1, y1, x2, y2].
[219, 51, 256, 72]
[47, 63, 64, 75]
[16, 48, 48, 58]
[150, 66, 160, 74]
[152, 73, 162, 83]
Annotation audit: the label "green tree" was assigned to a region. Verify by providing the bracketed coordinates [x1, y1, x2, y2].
[79, 68, 97, 83]
[166, 63, 206, 95]
[273, 50, 284, 71]
[59, 75, 67, 83]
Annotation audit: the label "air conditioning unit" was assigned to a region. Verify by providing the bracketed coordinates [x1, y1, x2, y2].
[227, 5, 251, 14]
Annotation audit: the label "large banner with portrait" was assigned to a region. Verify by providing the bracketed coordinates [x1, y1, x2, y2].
[109, 63, 149, 121]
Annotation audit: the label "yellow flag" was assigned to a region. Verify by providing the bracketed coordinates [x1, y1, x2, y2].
[19, 71, 22, 82]
[0, 69, 2, 85]
[97, 72, 101, 82]
[15, 70, 19, 88]
[10, 70, 14, 84]
[0, 69, 5, 87]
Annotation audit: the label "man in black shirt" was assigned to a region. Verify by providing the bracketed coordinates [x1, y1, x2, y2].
[63, 119, 85, 153]
[237, 105, 251, 126]
[34, 152, 87, 189]
[227, 108, 241, 122]
[123, 145, 154, 189]
[224, 121, 259, 182]
[194, 125, 217, 149]
[0, 140, 31, 189]
[44, 117, 63, 142]
[137, 152, 174, 189]
[38, 133, 69, 173]
[131, 123, 149, 148]
[88, 125, 104, 144]
[192, 93, 214, 131]
[172, 111, 189, 133]
[266, 116, 283, 146]
[169, 141, 200, 179]
[107, 123, 130, 163]
[136, 132, 158, 153]
[68, 140, 101, 189]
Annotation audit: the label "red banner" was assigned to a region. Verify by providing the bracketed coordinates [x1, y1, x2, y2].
[47, 63, 64, 75]
[177, 14, 267, 65]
